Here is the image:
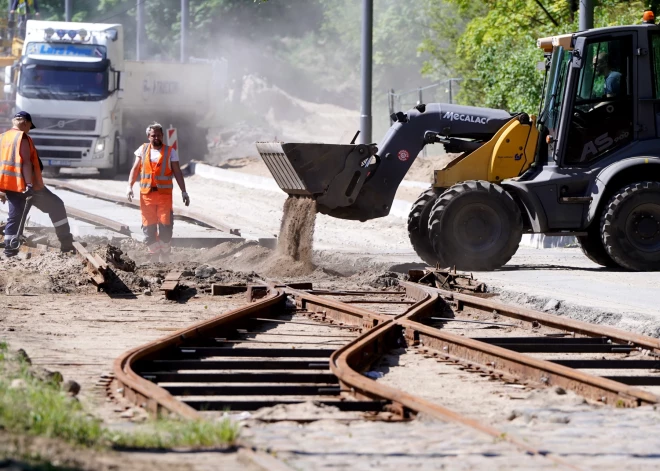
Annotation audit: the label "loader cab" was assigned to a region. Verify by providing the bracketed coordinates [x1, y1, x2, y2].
[545, 30, 637, 166]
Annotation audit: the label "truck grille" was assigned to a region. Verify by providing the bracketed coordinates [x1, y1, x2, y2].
[38, 150, 83, 160]
[32, 117, 96, 132]
[32, 137, 93, 148]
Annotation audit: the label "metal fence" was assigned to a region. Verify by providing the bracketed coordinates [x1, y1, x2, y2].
[387, 78, 463, 123]
[386, 78, 463, 157]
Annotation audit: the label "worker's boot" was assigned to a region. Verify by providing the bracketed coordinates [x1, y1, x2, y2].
[58, 231, 75, 253]
[159, 241, 171, 263]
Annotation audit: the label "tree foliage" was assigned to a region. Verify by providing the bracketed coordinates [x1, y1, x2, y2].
[421, 0, 649, 113]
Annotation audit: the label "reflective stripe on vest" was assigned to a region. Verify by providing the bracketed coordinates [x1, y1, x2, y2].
[139, 144, 173, 194]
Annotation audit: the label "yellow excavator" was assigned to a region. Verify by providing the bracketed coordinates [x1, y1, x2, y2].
[258, 14, 660, 272]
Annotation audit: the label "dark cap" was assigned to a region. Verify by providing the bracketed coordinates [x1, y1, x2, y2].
[14, 111, 36, 129]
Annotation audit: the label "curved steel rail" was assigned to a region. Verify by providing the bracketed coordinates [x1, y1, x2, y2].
[112, 288, 286, 417]
[398, 281, 660, 406]
[115, 280, 660, 468]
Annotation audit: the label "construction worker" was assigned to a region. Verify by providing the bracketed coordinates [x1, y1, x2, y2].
[127, 122, 190, 262]
[10, 0, 39, 38]
[0, 111, 74, 257]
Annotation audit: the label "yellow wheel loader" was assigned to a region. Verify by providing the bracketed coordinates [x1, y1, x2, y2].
[258, 17, 660, 272]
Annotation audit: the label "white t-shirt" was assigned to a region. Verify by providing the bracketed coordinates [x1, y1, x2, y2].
[134, 145, 179, 163]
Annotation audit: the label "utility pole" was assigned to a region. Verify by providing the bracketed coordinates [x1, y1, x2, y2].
[136, 0, 146, 60]
[181, 0, 188, 63]
[359, 0, 373, 145]
[65, 0, 72, 21]
[579, 0, 594, 31]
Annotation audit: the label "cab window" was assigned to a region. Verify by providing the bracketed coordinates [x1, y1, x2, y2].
[564, 36, 633, 164]
[650, 32, 660, 97]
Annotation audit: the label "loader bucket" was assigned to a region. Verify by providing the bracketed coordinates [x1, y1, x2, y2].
[256, 141, 402, 222]
[256, 142, 356, 197]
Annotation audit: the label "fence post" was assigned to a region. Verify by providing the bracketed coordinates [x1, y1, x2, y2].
[449, 80, 453, 104]
[388, 88, 395, 125]
[418, 87, 427, 158]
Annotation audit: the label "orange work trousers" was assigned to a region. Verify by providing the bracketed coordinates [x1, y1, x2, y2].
[140, 191, 173, 254]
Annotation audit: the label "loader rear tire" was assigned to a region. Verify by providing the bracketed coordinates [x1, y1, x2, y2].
[601, 181, 660, 271]
[576, 223, 619, 268]
[407, 187, 443, 266]
[428, 181, 522, 271]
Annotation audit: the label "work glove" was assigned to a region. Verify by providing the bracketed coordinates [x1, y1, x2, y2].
[22, 184, 34, 198]
[182, 191, 190, 207]
[126, 186, 134, 202]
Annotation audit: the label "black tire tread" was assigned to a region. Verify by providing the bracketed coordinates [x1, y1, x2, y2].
[428, 180, 522, 271]
[601, 181, 660, 271]
[407, 187, 443, 265]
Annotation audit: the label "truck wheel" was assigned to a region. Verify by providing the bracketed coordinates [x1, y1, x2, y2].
[576, 223, 619, 268]
[601, 181, 660, 271]
[407, 187, 443, 266]
[428, 181, 522, 271]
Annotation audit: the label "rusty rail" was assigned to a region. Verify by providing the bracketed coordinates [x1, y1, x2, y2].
[422, 283, 660, 354]
[44, 178, 242, 236]
[398, 281, 660, 407]
[111, 279, 660, 468]
[112, 287, 286, 417]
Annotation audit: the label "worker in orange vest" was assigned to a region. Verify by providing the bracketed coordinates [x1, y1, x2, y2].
[126, 122, 189, 262]
[0, 111, 74, 257]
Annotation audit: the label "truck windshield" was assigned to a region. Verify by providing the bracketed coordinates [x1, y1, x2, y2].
[19, 65, 108, 101]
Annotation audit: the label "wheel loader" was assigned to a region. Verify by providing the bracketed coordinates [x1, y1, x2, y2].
[257, 16, 660, 272]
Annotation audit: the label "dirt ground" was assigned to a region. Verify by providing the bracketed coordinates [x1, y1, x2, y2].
[1, 146, 660, 469]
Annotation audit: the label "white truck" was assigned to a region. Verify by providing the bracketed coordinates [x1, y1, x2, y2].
[6, 20, 222, 178]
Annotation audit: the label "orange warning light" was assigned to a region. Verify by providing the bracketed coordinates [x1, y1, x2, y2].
[643, 9, 655, 24]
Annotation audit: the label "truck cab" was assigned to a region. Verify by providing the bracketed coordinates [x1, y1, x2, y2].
[10, 20, 126, 177]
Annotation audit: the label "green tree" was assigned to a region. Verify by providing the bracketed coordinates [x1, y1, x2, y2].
[422, 0, 649, 113]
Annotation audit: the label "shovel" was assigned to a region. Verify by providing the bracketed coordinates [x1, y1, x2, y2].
[8, 195, 33, 250]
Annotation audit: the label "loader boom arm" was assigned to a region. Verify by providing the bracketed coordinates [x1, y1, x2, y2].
[257, 103, 515, 221]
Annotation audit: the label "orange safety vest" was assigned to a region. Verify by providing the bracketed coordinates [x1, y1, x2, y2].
[138, 143, 174, 195]
[0, 129, 44, 192]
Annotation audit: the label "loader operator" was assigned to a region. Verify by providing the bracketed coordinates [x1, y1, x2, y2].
[0, 111, 74, 258]
[594, 52, 622, 98]
[126, 123, 190, 262]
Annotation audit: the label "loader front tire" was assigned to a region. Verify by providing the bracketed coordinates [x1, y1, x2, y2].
[408, 187, 443, 266]
[601, 181, 660, 271]
[428, 181, 522, 271]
